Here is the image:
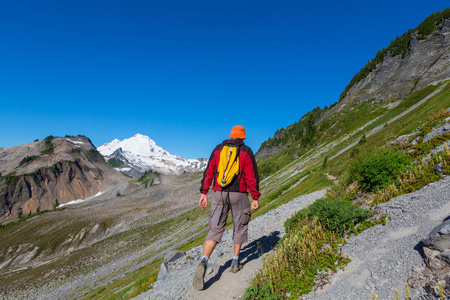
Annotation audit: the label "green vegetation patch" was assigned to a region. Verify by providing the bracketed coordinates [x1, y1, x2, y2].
[417, 8, 450, 39]
[85, 148, 106, 163]
[285, 197, 373, 235]
[0, 207, 65, 232]
[1, 173, 16, 186]
[245, 218, 350, 299]
[346, 147, 411, 192]
[19, 155, 38, 167]
[40, 135, 55, 155]
[137, 170, 159, 188]
[107, 158, 125, 167]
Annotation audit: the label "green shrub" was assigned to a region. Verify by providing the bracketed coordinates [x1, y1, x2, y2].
[284, 208, 310, 234]
[244, 282, 283, 300]
[285, 197, 372, 235]
[346, 147, 411, 192]
[308, 197, 372, 233]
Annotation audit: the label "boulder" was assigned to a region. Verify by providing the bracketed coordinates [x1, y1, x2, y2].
[437, 251, 450, 265]
[157, 262, 168, 281]
[164, 250, 186, 264]
[422, 220, 450, 251]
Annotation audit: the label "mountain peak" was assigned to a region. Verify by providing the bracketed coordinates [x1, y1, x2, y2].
[132, 133, 152, 141]
[98, 134, 207, 175]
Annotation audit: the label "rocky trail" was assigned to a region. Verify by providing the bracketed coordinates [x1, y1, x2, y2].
[136, 190, 327, 300]
[137, 176, 450, 300]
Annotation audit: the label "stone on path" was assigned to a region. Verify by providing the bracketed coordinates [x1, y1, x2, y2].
[422, 220, 450, 252]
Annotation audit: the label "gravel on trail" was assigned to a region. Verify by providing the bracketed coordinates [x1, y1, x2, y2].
[136, 176, 450, 300]
[135, 189, 327, 300]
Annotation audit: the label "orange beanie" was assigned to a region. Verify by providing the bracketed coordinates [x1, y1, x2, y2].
[229, 125, 246, 139]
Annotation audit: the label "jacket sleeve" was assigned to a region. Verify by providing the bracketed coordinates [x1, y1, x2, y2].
[243, 148, 260, 200]
[199, 148, 218, 194]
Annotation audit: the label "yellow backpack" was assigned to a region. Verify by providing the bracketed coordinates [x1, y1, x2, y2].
[216, 145, 240, 188]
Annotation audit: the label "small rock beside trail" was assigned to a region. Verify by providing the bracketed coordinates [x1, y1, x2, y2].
[422, 220, 450, 252]
[165, 250, 186, 264]
[406, 218, 450, 299]
[157, 250, 187, 282]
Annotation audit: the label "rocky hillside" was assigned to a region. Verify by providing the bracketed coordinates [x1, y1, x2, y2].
[0, 135, 124, 219]
[257, 9, 450, 163]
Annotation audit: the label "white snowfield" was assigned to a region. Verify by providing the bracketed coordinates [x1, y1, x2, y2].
[66, 139, 85, 145]
[97, 134, 207, 175]
[58, 191, 103, 207]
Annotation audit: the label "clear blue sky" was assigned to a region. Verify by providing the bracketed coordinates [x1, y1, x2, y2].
[0, 1, 447, 158]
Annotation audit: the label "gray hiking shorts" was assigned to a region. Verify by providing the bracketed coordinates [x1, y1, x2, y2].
[205, 191, 251, 245]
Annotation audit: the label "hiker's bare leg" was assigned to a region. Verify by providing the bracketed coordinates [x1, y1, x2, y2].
[234, 243, 241, 257]
[203, 240, 217, 257]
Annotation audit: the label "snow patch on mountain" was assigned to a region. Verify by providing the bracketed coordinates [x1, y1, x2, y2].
[97, 134, 207, 175]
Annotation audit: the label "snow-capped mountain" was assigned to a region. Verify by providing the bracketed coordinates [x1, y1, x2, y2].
[97, 134, 207, 176]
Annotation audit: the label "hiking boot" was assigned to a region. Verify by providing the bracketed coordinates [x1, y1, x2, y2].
[230, 263, 243, 273]
[193, 261, 206, 291]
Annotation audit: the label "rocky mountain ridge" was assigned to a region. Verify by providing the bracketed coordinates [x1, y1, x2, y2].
[98, 134, 207, 176]
[257, 13, 450, 161]
[0, 136, 124, 219]
[340, 19, 450, 104]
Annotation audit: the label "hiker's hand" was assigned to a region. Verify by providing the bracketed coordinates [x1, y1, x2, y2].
[199, 194, 208, 210]
[251, 200, 259, 210]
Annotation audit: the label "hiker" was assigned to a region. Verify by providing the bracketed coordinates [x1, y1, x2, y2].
[193, 125, 260, 291]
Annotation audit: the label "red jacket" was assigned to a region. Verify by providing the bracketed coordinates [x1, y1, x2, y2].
[200, 138, 260, 200]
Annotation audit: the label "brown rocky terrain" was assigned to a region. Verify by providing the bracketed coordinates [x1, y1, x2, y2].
[0, 136, 125, 219]
[0, 170, 205, 299]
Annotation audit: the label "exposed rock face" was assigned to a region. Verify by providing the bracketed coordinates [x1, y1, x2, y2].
[258, 19, 450, 159]
[345, 19, 450, 104]
[255, 144, 287, 159]
[0, 136, 123, 219]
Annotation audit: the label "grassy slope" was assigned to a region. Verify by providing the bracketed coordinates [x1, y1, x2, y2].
[1, 83, 448, 299]
[253, 82, 449, 220]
